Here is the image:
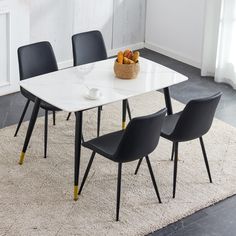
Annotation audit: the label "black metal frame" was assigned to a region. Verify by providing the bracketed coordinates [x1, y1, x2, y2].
[44, 110, 48, 158]
[173, 142, 178, 198]
[163, 87, 173, 115]
[19, 87, 173, 203]
[66, 112, 71, 121]
[74, 111, 83, 201]
[135, 90, 216, 199]
[163, 87, 175, 161]
[134, 87, 173, 173]
[14, 99, 30, 137]
[78, 153, 161, 221]
[19, 98, 41, 165]
[97, 106, 102, 137]
[15, 99, 56, 159]
[67, 100, 132, 134]
[53, 111, 56, 126]
[171, 138, 212, 198]
[122, 99, 128, 129]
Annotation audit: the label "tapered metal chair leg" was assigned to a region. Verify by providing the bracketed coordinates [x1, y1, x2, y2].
[173, 142, 178, 198]
[127, 101, 132, 121]
[67, 112, 71, 121]
[134, 158, 143, 175]
[14, 99, 30, 137]
[79, 151, 96, 195]
[145, 156, 162, 203]
[171, 142, 175, 161]
[116, 163, 122, 221]
[44, 110, 48, 158]
[199, 137, 212, 183]
[53, 111, 56, 125]
[97, 106, 102, 137]
[19, 98, 41, 165]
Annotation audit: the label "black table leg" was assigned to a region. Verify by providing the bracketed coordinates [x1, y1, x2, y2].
[74, 111, 83, 201]
[19, 98, 41, 165]
[163, 87, 175, 161]
[127, 101, 132, 121]
[163, 87, 173, 115]
[122, 100, 128, 130]
[44, 110, 48, 158]
[97, 106, 102, 137]
[53, 111, 56, 126]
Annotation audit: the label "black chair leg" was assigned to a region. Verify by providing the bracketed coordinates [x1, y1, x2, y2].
[171, 142, 175, 161]
[173, 142, 178, 198]
[134, 158, 143, 175]
[116, 163, 122, 221]
[145, 156, 162, 203]
[44, 110, 48, 158]
[67, 112, 71, 121]
[14, 99, 30, 137]
[127, 101, 132, 121]
[97, 106, 102, 137]
[79, 151, 96, 195]
[199, 137, 212, 183]
[53, 111, 56, 125]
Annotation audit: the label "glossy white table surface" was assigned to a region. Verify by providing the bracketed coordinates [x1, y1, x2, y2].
[20, 57, 188, 112]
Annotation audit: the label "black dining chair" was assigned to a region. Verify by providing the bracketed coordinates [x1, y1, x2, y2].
[135, 92, 222, 199]
[78, 108, 166, 221]
[15, 41, 60, 158]
[66, 30, 132, 136]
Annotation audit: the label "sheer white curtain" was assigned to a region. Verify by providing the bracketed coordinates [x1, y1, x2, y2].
[201, 0, 236, 89]
[215, 0, 236, 88]
[201, 0, 221, 76]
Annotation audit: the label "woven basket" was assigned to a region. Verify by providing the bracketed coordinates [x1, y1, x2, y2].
[114, 60, 140, 80]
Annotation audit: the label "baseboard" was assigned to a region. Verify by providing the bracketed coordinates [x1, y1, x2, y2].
[0, 84, 20, 97]
[108, 42, 145, 57]
[58, 59, 73, 69]
[57, 42, 145, 69]
[144, 41, 201, 69]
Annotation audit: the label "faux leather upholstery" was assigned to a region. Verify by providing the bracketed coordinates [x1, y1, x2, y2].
[18, 42, 60, 111]
[72, 30, 107, 66]
[161, 92, 222, 142]
[161, 112, 182, 137]
[83, 108, 167, 163]
[83, 130, 124, 161]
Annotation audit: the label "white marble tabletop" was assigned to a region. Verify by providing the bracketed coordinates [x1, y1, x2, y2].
[19, 57, 188, 112]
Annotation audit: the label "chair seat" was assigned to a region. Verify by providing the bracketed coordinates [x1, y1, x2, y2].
[161, 112, 182, 139]
[21, 87, 60, 111]
[82, 130, 124, 161]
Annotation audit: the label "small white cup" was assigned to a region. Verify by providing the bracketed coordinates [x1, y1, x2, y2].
[88, 88, 101, 99]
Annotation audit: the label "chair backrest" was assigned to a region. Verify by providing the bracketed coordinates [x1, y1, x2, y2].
[171, 92, 222, 142]
[18, 41, 58, 81]
[72, 30, 107, 66]
[115, 108, 167, 163]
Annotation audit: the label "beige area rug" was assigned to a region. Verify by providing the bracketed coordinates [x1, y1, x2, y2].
[0, 91, 236, 236]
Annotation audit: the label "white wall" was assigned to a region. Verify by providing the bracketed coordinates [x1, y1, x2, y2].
[145, 0, 206, 68]
[0, 0, 208, 96]
[30, 0, 74, 64]
[113, 0, 146, 49]
[0, 0, 146, 96]
[30, 0, 146, 67]
[0, 0, 29, 96]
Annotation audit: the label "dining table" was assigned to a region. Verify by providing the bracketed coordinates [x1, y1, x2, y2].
[18, 57, 188, 201]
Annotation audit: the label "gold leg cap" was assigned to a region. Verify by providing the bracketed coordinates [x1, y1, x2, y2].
[19, 152, 25, 165]
[122, 121, 126, 130]
[74, 185, 79, 201]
